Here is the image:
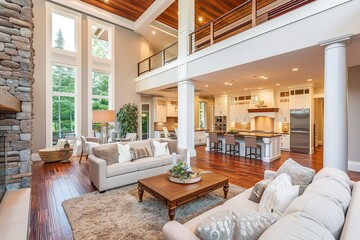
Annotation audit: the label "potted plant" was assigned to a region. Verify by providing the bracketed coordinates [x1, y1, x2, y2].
[116, 103, 139, 138]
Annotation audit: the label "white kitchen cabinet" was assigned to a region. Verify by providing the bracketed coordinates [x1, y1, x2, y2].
[194, 131, 206, 145]
[215, 95, 228, 116]
[166, 100, 178, 117]
[289, 88, 311, 109]
[281, 134, 290, 151]
[229, 95, 250, 122]
[230, 104, 241, 122]
[153, 98, 167, 122]
[278, 91, 290, 122]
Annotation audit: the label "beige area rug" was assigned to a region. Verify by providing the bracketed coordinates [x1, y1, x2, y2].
[62, 183, 245, 240]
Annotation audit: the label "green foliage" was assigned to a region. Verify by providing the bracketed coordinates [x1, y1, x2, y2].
[92, 26, 109, 59]
[169, 161, 191, 180]
[54, 29, 65, 49]
[116, 103, 139, 137]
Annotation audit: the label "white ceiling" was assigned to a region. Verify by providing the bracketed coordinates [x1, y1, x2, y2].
[149, 34, 360, 97]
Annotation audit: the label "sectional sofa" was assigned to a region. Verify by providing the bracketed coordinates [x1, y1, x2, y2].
[163, 164, 359, 240]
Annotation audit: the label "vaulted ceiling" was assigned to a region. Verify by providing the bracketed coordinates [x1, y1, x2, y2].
[81, 0, 255, 30]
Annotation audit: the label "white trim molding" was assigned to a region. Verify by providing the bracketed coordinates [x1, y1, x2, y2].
[348, 161, 360, 172]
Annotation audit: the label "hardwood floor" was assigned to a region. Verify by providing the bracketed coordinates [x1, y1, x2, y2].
[29, 146, 360, 239]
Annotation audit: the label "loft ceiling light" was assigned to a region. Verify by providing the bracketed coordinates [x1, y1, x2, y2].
[198, 17, 203, 22]
[152, 31, 156, 35]
[292, 68, 299, 71]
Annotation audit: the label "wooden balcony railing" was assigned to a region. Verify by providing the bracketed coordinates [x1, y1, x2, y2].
[137, 0, 315, 76]
[137, 42, 178, 76]
[189, 0, 315, 54]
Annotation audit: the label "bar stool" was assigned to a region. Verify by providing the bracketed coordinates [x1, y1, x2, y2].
[209, 132, 222, 152]
[244, 136, 261, 160]
[224, 134, 240, 155]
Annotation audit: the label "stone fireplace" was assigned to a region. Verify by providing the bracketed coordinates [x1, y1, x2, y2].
[0, 0, 34, 195]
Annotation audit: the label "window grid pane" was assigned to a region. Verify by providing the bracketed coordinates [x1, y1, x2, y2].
[92, 98, 109, 110]
[52, 96, 75, 141]
[91, 26, 110, 59]
[92, 71, 109, 96]
[52, 13, 76, 51]
[52, 65, 75, 93]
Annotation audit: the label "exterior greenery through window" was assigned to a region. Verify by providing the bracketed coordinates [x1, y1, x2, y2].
[92, 26, 110, 59]
[92, 71, 109, 110]
[199, 102, 205, 128]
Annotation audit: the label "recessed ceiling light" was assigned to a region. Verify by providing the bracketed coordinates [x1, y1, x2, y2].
[258, 87, 263, 90]
[263, 77, 268, 80]
[104, 0, 108, 2]
[276, 83, 280, 86]
[292, 68, 299, 71]
[224, 82, 228, 85]
[152, 31, 156, 35]
[259, 76, 265, 79]
[244, 88, 248, 90]
[307, 79, 313, 82]
[198, 17, 203, 22]
[228, 83, 233, 86]
[205, 84, 208, 87]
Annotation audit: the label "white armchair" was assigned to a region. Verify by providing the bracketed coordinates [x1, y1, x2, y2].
[79, 136, 100, 163]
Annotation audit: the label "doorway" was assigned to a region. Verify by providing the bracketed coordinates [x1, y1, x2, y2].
[141, 104, 150, 140]
[314, 98, 324, 147]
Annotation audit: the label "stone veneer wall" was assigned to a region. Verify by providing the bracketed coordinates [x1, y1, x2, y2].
[0, 0, 34, 189]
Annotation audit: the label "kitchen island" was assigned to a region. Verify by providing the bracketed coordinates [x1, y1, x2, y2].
[205, 131, 281, 162]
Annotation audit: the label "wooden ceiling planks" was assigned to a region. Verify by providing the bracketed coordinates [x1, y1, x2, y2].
[82, 0, 155, 22]
[82, 0, 276, 29]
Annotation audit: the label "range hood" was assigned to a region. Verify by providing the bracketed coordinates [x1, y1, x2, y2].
[0, 87, 20, 112]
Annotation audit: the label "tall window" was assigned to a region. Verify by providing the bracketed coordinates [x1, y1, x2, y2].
[88, 19, 115, 134]
[199, 102, 205, 128]
[47, 4, 81, 146]
[52, 65, 76, 139]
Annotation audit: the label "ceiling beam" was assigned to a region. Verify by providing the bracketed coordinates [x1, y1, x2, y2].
[134, 0, 175, 32]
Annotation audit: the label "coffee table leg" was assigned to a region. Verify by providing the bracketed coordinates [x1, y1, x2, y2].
[223, 183, 229, 199]
[138, 184, 144, 202]
[168, 207, 176, 221]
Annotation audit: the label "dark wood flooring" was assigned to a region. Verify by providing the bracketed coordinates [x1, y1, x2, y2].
[29, 146, 360, 239]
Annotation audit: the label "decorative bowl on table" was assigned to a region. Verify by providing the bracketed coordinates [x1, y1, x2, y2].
[168, 161, 202, 184]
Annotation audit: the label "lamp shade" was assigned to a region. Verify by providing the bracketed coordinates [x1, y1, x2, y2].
[92, 110, 115, 123]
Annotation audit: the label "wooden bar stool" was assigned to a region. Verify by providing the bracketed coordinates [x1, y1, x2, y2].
[244, 136, 261, 160]
[224, 134, 239, 155]
[209, 132, 222, 152]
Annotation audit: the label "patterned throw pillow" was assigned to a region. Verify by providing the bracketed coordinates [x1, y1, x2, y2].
[275, 158, 315, 194]
[130, 147, 150, 160]
[195, 210, 278, 240]
[249, 178, 274, 203]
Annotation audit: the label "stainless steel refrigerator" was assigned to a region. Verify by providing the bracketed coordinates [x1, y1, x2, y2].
[290, 109, 310, 153]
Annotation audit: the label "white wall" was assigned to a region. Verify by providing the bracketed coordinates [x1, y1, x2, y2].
[348, 66, 360, 169]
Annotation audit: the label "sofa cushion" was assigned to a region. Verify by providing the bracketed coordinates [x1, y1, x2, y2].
[259, 212, 335, 240]
[340, 182, 360, 240]
[304, 177, 351, 212]
[195, 210, 277, 240]
[107, 162, 138, 177]
[275, 158, 315, 194]
[156, 155, 173, 166]
[133, 157, 164, 170]
[313, 167, 351, 187]
[130, 146, 151, 160]
[259, 173, 299, 217]
[118, 144, 132, 162]
[249, 178, 273, 203]
[223, 188, 258, 211]
[152, 140, 170, 157]
[127, 140, 153, 157]
[284, 192, 345, 239]
[92, 143, 119, 166]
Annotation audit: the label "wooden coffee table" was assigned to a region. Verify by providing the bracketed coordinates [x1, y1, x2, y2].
[137, 173, 229, 220]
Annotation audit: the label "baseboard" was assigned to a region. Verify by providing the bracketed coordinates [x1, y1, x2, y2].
[348, 161, 360, 172]
[31, 153, 41, 162]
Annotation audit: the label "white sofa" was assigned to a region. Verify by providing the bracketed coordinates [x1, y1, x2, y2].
[163, 168, 360, 240]
[89, 139, 183, 192]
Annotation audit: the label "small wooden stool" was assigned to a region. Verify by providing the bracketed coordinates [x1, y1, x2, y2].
[209, 132, 222, 152]
[244, 136, 261, 160]
[224, 134, 239, 155]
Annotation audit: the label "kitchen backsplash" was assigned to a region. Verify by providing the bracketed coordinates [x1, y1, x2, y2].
[154, 117, 178, 131]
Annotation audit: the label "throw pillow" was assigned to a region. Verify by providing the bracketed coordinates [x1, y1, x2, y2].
[195, 210, 278, 240]
[249, 178, 274, 203]
[152, 140, 170, 157]
[313, 167, 351, 188]
[259, 173, 299, 217]
[130, 147, 150, 160]
[275, 158, 315, 194]
[92, 143, 119, 166]
[118, 144, 132, 162]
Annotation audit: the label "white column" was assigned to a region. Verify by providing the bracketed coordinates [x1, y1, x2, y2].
[177, 0, 196, 157]
[320, 35, 351, 171]
[263, 138, 271, 162]
[178, 80, 196, 157]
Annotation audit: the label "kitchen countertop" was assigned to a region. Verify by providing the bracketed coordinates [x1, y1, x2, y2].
[207, 131, 282, 138]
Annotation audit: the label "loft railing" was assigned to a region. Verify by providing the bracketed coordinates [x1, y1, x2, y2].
[138, 42, 178, 76]
[137, 0, 315, 76]
[189, 0, 315, 54]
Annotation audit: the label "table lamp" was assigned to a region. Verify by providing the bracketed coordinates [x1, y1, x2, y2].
[92, 110, 115, 144]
